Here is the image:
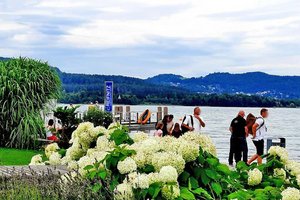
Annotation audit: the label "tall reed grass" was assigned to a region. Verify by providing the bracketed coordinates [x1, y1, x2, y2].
[0, 57, 61, 148]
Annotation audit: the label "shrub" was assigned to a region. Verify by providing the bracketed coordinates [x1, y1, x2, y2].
[31, 123, 300, 200]
[83, 107, 113, 128]
[0, 57, 61, 148]
[53, 106, 82, 148]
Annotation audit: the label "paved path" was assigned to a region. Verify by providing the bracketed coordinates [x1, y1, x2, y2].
[0, 165, 68, 177]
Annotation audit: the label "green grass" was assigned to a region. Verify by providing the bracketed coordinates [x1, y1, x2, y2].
[0, 148, 45, 166]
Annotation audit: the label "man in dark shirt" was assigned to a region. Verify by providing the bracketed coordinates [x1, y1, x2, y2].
[228, 110, 247, 166]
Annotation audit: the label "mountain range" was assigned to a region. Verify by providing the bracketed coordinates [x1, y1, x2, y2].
[146, 72, 300, 99]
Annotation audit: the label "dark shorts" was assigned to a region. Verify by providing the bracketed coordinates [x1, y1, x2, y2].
[253, 140, 264, 156]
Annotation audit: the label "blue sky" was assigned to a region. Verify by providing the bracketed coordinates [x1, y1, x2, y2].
[1, 0, 300, 78]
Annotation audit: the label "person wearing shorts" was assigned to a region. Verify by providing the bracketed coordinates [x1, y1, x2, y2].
[248, 108, 269, 165]
[253, 140, 264, 156]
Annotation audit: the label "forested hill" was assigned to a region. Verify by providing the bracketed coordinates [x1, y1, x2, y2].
[146, 72, 300, 99]
[56, 68, 188, 105]
[56, 68, 300, 107]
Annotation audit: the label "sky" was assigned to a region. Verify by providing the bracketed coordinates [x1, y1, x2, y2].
[0, 0, 300, 78]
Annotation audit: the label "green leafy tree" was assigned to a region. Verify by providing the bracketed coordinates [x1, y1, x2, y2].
[53, 106, 82, 148]
[0, 57, 61, 148]
[83, 107, 113, 128]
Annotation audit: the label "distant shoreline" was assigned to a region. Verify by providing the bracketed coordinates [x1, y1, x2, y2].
[57, 102, 299, 109]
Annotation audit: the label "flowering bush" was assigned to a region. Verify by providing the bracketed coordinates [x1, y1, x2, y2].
[31, 123, 300, 200]
[248, 168, 263, 186]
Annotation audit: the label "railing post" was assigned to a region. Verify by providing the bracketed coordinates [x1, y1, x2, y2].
[157, 107, 162, 122]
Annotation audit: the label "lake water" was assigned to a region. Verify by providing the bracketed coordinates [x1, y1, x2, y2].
[59, 104, 300, 163]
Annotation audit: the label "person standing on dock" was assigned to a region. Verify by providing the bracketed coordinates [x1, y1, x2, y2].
[247, 108, 269, 165]
[182, 107, 205, 133]
[228, 110, 247, 166]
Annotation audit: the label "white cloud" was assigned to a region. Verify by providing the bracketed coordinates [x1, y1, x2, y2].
[0, 0, 299, 76]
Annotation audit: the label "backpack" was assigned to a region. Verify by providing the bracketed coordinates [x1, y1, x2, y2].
[246, 113, 265, 135]
[181, 115, 194, 134]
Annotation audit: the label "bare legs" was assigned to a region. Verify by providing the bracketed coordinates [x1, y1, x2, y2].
[247, 154, 262, 165]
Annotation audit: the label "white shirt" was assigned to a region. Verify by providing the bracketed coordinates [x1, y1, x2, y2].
[46, 126, 53, 137]
[253, 117, 267, 141]
[183, 115, 203, 133]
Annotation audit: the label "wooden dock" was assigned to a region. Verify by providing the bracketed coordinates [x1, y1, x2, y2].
[125, 122, 157, 132]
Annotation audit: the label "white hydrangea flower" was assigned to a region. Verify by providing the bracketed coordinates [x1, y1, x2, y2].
[131, 152, 147, 168]
[70, 122, 96, 146]
[132, 132, 149, 143]
[147, 172, 161, 185]
[86, 148, 98, 156]
[248, 168, 263, 186]
[114, 183, 134, 200]
[281, 187, 300, 200]
[65, 146, 85, 160]
[159, 166, 178, 183]
[90, 151, 109, 162]
[96, 136, 114, 151]
[180, 132, 217, 156]
[126, 172, 138, 183]
[268, 146, 289, 163]
[77, 155, 96, 176]
[286, 160, 300, 176]
[75, 122, 94, 134]
[117, 157, 137, 174]
[131, 173, 149, 189]
[77, 156, 95, 168]
[139, 138, 160, 153]
[65, 138, 87, 160]
[177, 138, 199, 162]
[151, 152, 185, 174]
[273, 168, 286, 180]
[45, 143, 60, 158]
[91, 126, 107, 138]
[108, 122, 122, 130]
[29, 154, 45, 165]
[158, 136, 180, 152]
[49, 152, 62, 165]
[161, 184, 180, 200]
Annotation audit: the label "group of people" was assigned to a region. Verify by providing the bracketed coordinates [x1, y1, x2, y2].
[46, 105, 269, 166]
[154, 107, 206, 138]
[229, 108, 268, 166]
[154, 106, 269, 166]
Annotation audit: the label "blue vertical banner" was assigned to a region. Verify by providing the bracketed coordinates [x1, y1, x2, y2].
[104, 81, 113, 112]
